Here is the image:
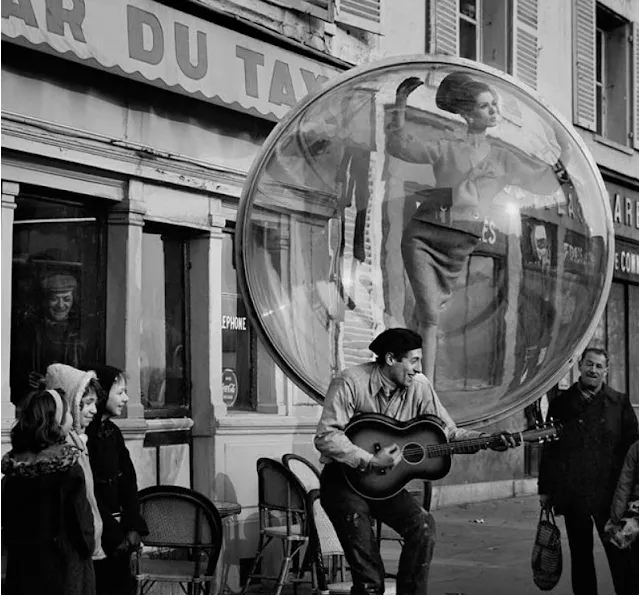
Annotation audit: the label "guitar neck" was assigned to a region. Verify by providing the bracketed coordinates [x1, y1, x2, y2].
[429, 433, 521, 457]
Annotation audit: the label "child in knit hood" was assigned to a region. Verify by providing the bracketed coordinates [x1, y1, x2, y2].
[46, 363, 106, 561]
[1, 388, 96, 595]
[85, 364, 148, 595]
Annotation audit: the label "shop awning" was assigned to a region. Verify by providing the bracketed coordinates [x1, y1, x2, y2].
[1, 0, 342, 121]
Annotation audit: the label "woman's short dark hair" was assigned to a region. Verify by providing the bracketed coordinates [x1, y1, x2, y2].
[436, 72, 495, 117]
[11, 389, 68, 453]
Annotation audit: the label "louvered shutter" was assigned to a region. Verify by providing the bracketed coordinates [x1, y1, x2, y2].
[431, 0, 458, 55]
[512, 0, 538, 89]
[334, 0, 381, 34]
[633, 22, 639, 149]
[272, 0, 330, 21]
[573, 0, 596, 131]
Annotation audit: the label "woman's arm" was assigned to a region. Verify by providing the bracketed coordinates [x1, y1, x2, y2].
[386, 77, 441, 164]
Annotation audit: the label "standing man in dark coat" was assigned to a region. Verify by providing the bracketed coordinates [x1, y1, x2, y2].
[538, 347, 638, 595]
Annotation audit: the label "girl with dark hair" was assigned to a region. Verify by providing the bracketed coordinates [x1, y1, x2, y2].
[1, 389, 96, 595]
[387, 72, 569, 379]
[85, 364, 148, 595]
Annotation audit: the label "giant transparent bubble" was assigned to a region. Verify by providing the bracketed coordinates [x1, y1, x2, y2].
[236, 56, 614, 426]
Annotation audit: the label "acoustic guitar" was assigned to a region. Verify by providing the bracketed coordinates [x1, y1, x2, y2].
[342, 413, 559, 500]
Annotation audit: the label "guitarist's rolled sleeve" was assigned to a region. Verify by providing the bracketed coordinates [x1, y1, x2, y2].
[315, 363, 483, 469]
[315, 375, 376, 469]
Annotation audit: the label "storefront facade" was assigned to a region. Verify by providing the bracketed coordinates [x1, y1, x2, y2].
[1, 1, 348, 585]
[3, 0, 638, 587]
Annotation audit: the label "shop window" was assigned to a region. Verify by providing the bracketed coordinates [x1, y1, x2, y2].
[140, 226, 190, 418]
[595, 5, 631, 144]
[222, 229, 257, 410]
[10, 193, 106, 405]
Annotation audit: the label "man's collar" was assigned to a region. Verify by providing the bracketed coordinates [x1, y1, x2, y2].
[577, 379, 604, 401]
[371, 365, 397, 398]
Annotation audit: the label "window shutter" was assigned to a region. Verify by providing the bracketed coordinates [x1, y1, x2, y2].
[270, 0, 331, 21]
[334, 0, 381, 34]
[633, 22, 639, 149]
[512, 0, 538, 89]
[573, 0, 596, 131]
[431, 0, 458, 55]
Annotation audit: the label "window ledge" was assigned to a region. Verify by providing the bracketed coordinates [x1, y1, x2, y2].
[215, 412, 320, 434]
[145, 417, 195, 433]
[593, 134, 634, 155]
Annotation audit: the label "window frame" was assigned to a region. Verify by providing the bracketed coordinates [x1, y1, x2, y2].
[459, 0, 481, 62]
[221, 224, 258, 411]
[594, 4, 632, 146]
[10, 188, 108, 404]
[141, 223, 192, 420]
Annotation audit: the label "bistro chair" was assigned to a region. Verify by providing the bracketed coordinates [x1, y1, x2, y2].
[241, 458, 312, 595]
[132, 485, 224, 595]
[282, 453, 321, 493]
[282, 453, 323, 580]
[307, 489, 396, 595]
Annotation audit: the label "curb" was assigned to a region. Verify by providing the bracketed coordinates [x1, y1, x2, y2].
[431, 478, 538, 510]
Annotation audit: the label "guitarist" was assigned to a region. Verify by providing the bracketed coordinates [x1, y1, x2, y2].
[314, 327, 515, 595]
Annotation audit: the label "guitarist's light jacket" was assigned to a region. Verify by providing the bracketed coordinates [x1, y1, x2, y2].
[315, 362, 484, 470]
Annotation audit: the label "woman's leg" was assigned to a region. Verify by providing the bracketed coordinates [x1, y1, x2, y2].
[401, 220, 478, 380]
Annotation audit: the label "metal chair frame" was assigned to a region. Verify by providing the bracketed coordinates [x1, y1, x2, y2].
[241, 458, 312, 595]
[132, 485, 224, 595]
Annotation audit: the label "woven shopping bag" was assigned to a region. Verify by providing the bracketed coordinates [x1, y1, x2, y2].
[531, 507, 562, 591]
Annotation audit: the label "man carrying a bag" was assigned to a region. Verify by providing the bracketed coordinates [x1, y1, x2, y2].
[538, 348, 638, 595]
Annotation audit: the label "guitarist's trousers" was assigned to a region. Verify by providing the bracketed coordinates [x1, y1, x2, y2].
[320, 464, 435, 595]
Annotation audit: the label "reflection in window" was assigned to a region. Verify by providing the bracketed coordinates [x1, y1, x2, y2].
[140, 227, 190, 416]
[10, 194, 105, 405]
[222, 230, 256, 410]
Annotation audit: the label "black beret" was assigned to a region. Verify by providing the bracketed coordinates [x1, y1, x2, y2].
[369, 328, 422, 357]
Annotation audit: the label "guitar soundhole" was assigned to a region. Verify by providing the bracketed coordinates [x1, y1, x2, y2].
[403, 442, 424, 464]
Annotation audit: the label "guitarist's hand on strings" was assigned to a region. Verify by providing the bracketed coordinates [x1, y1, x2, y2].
[368, 443, 402, 471]
[485, 431, 517, 452]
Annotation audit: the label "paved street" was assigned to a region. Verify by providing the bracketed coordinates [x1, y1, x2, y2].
[383, 495, 615, 595]
[242, 495, 616, 595]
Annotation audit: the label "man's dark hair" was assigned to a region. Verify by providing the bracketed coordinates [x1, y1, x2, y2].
[11, 389, 69, 453]
[579, 347, 609, 366]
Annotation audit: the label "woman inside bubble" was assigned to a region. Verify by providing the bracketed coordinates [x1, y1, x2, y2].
[387, 72, 572, 380]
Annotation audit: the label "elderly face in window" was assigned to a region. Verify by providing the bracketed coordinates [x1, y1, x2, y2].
[41, 274, 77, 323]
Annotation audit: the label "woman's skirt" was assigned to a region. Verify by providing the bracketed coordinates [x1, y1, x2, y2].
[401, 218, 479, 326]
